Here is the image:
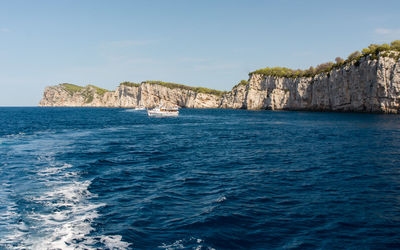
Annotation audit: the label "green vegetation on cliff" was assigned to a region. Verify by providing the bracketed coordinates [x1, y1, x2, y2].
[250, 40, 400, 78]
[87, 85, 110, 95]
[60, 83, 84, 95]
[120, 81, 140, 88]
[143, 80, 228, 96]
[232, 80, 248, 89]
[60, 81, 227, 98]
[60, 83, 110, 97]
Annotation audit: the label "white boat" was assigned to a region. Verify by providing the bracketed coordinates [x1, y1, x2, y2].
[147, 105, 179, 117]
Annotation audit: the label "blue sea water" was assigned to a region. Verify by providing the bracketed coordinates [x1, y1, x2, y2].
[1, 107, 400, 249]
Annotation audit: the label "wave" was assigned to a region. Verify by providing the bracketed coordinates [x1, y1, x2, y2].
[122, 109, 137, 112]
[1, 169, 131, 249]
[0, 133, 131, 250]
[215, 196, 227, 203]
[3, 176, 130, 249]
[159, 237, 215, 250]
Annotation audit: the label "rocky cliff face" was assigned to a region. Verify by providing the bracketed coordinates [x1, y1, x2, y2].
[221, 55, 400, 113]
[39, 83, 222, 108]
[40, 54, 400, 113]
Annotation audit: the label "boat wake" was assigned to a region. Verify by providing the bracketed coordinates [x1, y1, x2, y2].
[0, 132, 131, 250]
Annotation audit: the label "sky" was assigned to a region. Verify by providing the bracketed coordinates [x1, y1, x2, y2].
[0, 0, 399, 106]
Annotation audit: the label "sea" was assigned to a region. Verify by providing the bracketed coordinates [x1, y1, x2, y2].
[1, 107, 400, 249]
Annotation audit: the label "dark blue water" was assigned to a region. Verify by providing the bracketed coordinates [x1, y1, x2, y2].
[1, 107, 400, 249]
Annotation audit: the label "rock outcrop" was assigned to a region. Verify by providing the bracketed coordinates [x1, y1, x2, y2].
[40, 54, 400, 113]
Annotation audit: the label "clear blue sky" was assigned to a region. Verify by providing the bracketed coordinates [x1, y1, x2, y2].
[1, 0, 399, 106]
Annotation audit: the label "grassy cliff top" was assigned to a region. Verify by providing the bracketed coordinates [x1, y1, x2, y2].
[250, 40, 400, 78]
[60, 83, 110, 95]
[142, 81, 227, 96]
[87, 85, 110, 95]
[120, 81, 141, 87]
[60, 83, 84, 93]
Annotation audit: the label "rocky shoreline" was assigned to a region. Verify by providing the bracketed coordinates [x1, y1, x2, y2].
[40, 53, 400, 113]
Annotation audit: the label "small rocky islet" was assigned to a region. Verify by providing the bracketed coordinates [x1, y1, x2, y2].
[40, 41, 400, 113]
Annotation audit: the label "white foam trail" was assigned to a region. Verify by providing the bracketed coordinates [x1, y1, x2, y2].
[26, 171, 130, 250]
[37, 163, 73, 177]
[101, 235, 132, 250]
[0, 130, 131, 250]
[2, 174, 131, 249]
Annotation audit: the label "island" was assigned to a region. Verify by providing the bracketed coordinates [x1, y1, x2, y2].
[40, 41, 400, 113]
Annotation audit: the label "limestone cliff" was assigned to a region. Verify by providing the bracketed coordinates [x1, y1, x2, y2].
[222, 54, 400, 113]
[39, 82, 223, 108]
[39, 53, 400, 113]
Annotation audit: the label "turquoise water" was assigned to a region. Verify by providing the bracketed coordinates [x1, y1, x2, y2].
[1, 107, 400, 249]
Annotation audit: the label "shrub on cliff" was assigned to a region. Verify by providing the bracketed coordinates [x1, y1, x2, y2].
[362, 43, 392, 56]
[251, 67, 300, 78]
[303, 66, 315, 77]
[315, 62, 334, 73]
[335, 57, 345, 64]
[239, 80, 248, 86]
[347, 51, 362, 61]
[377, 43, 391, 51]
[232, 80, 248, 89]
[391, 40, 400, 50]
